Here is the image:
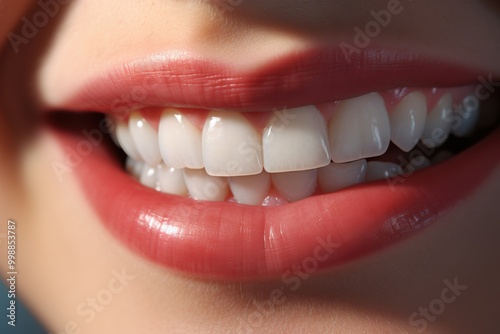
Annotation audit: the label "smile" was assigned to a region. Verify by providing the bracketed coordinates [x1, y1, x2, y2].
[46, 46, 500, 280]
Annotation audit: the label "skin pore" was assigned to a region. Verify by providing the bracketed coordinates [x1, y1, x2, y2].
[1, 0, 500, 333]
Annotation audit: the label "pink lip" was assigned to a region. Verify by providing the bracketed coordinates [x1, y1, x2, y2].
[48, 46, 500, 280]
[60, 46, 487, 113]
[52, 124, 500, 280]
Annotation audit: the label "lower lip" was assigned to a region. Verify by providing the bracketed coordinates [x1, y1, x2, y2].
[51, 124, 500, 280]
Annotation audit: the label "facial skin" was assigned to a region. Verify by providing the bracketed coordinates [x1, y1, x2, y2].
[1, 1, 499, 333]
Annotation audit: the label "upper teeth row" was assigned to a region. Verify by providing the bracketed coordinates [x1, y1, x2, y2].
[112, 91, 479, 177]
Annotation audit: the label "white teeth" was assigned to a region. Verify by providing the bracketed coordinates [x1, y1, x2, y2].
[263, 106, 330, 173]
[366, 161, 403, 182]
[183, 169, 229, 201]
[139, 165, 158, 189]
[229, 172, 271, 205]
[390, 92, 427, 152]
[272, 169, 317, 202]
[116, 119, 142, 162]
[125, 158, 144, 179]
[202, 111, 263, 177]
[129, 111, 162, 166]
[117, 86, 474, 205]
[451, 96, 480, 137]
[157, 164, 188, 196]
[108, 117, 120, 147]
[420, 94, 453, 148]
[329, 93, 391, 163]
[318, 160, 367, 193]
[158, 109, 204, 169]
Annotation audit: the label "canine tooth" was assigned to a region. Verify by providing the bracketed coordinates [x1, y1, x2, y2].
[139, 165, 158, 189]
[329, 93, 391, 163]
[318, 160, 367, 193]
[366, 161, 403, 182]
[159, 109, 204, 169]
[420, 94, 452, 148]
[203, 111, 263, 176]
[116, 119, 142, 161]
[390, 92, 427, 152]
[272, 169, 317, 202]
[452, 96, 480, 137]
[263, 106, 330, 173]
[229, 172, 270, 205]
[129, 111, 162, 166]
[184, 169, 229, 201]
[157, 164, 188, 196]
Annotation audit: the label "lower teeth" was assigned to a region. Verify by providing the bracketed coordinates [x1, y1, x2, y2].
[124, 146, 451, 205]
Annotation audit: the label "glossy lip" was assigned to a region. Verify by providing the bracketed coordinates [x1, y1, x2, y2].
[57, 46, 489, 113]
[48, 45, 500, 280]
[52, 124, 500, 280]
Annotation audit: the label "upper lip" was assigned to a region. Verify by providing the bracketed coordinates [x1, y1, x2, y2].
[57, 45, 491, 113]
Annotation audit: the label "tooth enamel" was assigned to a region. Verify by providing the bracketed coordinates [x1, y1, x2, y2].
[115, 118, 142, 161]
[451, 96, 480, 137]
[263, 106, 330, 173]
[139, 165, 158, 189]
[390, 92, 427, 152]
[318, 160, 367, 193]
[159, 109, 204, 169]
[129, 111, 162, 166]
[202, 110, 263, 177]
[420, 94, 453, 148]
[272, 169, 317, 202]
[229, 172, 271, 205]
[328, 93, 391, 163]
[125, 157, 144, 180]
[108, 117, 120, 147]
[156, 164, 188, 196]
[366, 161, 403, 182]
[184, 169, 229, 201]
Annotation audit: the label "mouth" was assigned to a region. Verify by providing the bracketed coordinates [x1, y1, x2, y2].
[45, 46, 500, 280]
